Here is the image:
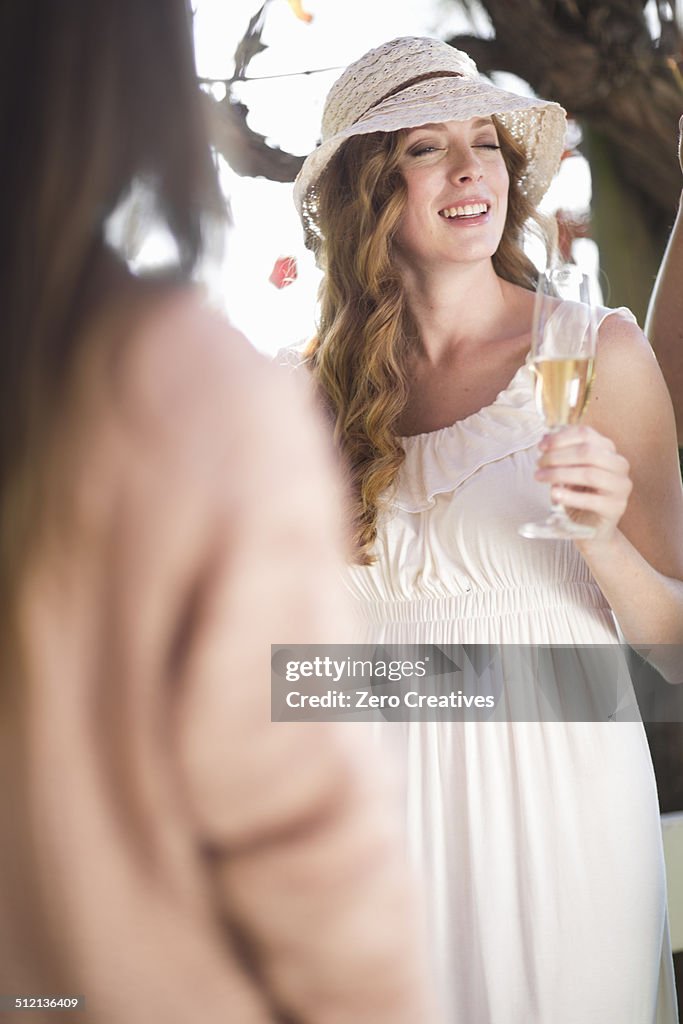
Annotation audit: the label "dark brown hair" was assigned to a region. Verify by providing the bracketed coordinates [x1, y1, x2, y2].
[0, 0, 225, 609]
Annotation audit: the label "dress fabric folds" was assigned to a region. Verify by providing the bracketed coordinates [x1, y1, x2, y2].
[345, 306, 679, 1024]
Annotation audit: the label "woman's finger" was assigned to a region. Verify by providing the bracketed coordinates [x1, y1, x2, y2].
[550, 484, 629, 518]
[539, 424, 615, 454]
[537, 446, 630, 478]
[536, 463, 633, 497]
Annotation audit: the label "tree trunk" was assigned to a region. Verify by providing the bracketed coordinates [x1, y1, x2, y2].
[583, 125, 662, 322]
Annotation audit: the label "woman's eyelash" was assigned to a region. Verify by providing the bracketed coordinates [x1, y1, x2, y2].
[409, 142, 501, 156]
[405, 142, 501, 159]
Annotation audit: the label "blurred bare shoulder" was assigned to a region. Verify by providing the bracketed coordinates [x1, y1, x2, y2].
[73, 285, 343, 541]
[52, 282, 353, 711]
[111, 286, 298, 462]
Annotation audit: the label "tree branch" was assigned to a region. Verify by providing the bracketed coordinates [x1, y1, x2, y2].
[446, 34, 509, 73]
[205, 93, 303, 182]
[205, 0, 303, 182]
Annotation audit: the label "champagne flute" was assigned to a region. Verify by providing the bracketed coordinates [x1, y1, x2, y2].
[519, 265, 598, 540]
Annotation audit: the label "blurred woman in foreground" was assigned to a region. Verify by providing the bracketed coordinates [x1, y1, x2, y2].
[0, 5, 439, 1022]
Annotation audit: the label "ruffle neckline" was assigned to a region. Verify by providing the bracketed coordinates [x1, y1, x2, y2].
[393, 304, 637, 514]
[275, 305, 636, 516]
[394, 357, 541, 513]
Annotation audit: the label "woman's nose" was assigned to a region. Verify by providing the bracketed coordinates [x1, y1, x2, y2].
[448, 149, 483, 184]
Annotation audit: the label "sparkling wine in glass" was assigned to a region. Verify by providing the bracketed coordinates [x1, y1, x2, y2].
[519, 265, 598, 540]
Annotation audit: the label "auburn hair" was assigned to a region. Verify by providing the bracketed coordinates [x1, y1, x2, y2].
[305, 118, 553, 563]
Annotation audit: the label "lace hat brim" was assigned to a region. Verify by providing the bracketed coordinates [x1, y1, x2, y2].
[294, 71, 566, 253]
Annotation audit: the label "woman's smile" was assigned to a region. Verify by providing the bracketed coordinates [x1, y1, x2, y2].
[394, 117, 509, 268]
[438, 199, 491, 225]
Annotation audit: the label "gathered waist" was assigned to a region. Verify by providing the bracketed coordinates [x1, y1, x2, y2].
[351, 582, 612, 624]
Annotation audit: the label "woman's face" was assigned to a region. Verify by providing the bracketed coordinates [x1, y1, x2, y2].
[393, 116, 509, 273]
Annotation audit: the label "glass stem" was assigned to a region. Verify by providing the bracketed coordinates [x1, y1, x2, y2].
[547, 426, 568, 519]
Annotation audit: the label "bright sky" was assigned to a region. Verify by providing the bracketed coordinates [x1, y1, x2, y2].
[189, 0, 594, 354]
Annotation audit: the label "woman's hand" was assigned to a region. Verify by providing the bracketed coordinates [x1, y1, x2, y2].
[534, 425, 633, 543]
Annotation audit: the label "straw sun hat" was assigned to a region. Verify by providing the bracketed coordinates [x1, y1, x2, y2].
[294, 36, 567, 251]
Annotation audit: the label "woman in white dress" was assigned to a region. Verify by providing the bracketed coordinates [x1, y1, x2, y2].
[293, 36, 683, 1024]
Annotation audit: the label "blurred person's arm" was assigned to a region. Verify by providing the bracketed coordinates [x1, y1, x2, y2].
[169, 307, 441, 1023]
[645, 115, 683, 450]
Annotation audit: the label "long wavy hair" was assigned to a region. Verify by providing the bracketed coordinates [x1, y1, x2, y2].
[0, 0, 225, 627]
[305, 119, 553, 564]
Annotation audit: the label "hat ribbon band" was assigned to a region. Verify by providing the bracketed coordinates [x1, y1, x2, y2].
[351, 71, 464, 126]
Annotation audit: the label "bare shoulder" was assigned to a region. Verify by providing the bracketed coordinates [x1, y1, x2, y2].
[586, 308, 683, 572]
[106, 285, 314, 460]
[75, 283, 332, 523]
[133, 285, 336, 466]
[121, 286, 271, 414]
[586, 310, 675, 439]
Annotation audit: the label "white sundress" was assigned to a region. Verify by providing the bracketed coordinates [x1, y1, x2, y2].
[345, 306, 679, 1024]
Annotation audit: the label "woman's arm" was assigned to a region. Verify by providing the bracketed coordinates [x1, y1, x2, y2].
[645, 116, 683, 447]
[535, 314, 683, 681]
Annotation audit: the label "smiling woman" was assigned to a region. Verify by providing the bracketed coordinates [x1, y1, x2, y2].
[393, 118, 510, 271]
[290, 34, 683, 1024]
